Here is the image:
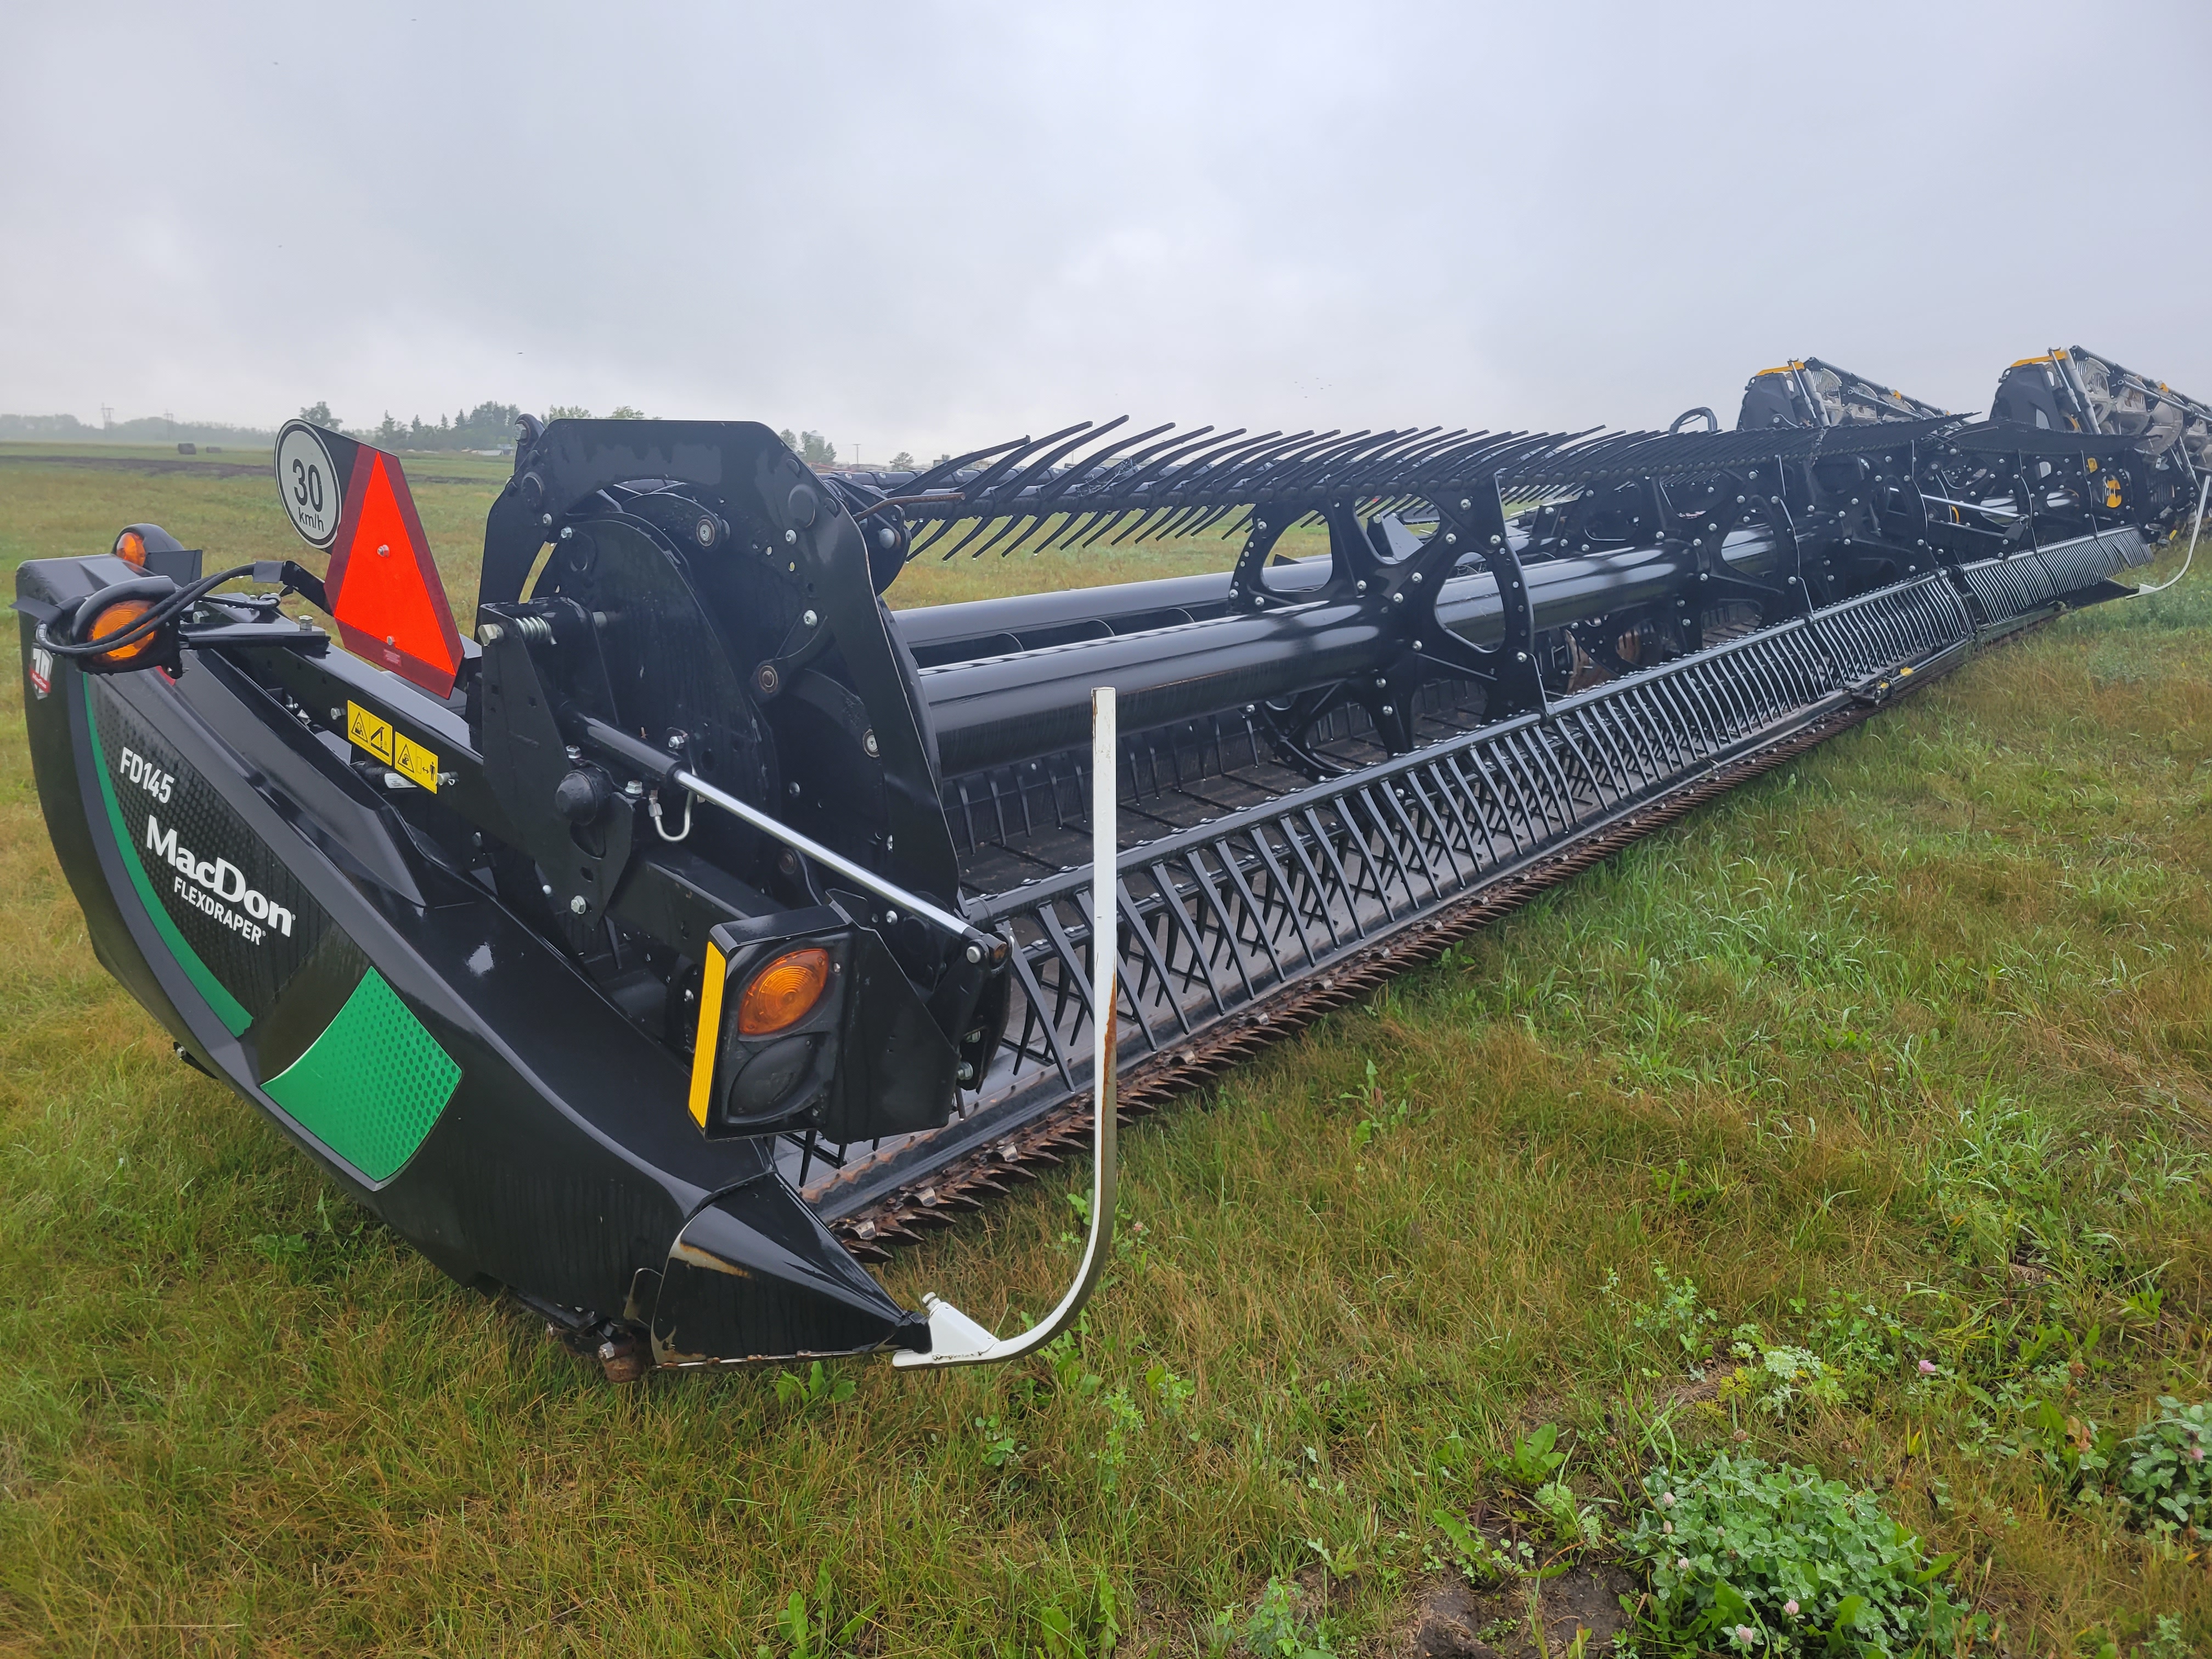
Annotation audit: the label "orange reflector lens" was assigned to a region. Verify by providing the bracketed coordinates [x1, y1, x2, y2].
[114, 529, 147, 567]
[86, 599, 160, 665]
[736, 947, 832, 1036]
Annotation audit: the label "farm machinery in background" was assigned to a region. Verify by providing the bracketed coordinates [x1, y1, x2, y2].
[15, 344, 2206, 1376]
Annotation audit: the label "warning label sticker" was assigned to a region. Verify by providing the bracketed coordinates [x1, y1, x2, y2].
[392, 731, 440, 791]
[346, 701, 440, 792]
[346, 702, 393, 763]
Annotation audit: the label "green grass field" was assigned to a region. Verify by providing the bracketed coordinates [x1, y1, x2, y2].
[1, 449, 2208, 1656]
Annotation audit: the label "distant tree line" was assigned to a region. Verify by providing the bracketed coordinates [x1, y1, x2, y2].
[2, 406, 924, 469]
[765, 432, 919, 472]
[0, 411, 276, 447]
[298, 401, 532, 452]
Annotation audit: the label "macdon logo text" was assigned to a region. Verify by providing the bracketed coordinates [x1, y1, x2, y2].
[144, 814, 294, 944]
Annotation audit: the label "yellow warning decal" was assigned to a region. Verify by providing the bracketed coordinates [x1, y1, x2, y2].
[347, 701, 394, 763]
[346, 701, 440, 791]
[393, 731, 441, 792]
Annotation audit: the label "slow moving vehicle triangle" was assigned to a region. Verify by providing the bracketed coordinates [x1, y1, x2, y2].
[324, 448, 464, 698]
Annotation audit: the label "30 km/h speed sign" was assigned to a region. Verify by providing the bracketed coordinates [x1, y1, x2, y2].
[275, 421, 345, 548]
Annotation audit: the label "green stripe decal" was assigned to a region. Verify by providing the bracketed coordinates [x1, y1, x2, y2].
[83, 678, 253, 1035]
[263, 968, 460, 1182]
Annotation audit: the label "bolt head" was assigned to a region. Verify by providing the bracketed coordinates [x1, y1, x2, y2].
[569, 895, 589, 916]
[1380, 704, 1395, 716]
[559, 526, 573, 541]
[802, 609, 819, 628]
[785, 528, 798, 544]
[541, 513, 554, 527]
[1444, 532, 1457, 545]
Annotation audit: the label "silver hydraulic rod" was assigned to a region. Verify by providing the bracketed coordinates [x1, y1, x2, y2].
[894, 686, 1120, 1369]
[665, 764, 998, 957]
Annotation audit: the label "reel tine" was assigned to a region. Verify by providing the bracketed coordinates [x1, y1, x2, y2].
[961, 420, 1096, 505]
[900, 432, 1037, 495]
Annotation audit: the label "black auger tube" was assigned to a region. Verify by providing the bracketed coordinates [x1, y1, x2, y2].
[915, 529, 1780, 775]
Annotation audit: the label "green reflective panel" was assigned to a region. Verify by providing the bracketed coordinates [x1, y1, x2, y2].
[263, 968, 460, 1182]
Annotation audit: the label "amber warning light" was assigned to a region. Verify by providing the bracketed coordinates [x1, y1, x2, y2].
[737, 948, 833, 1036]
[83, 598, 161, 666]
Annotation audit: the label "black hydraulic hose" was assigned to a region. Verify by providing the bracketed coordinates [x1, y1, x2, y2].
[35, 564, 259, 657]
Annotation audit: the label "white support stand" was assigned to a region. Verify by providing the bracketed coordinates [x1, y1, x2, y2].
[894, 687, 1120, 1369]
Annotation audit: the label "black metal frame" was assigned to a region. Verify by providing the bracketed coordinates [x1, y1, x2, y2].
[10, 346, 2190, 1369]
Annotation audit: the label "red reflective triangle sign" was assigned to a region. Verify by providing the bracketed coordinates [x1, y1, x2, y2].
[324, 449, 464, 698]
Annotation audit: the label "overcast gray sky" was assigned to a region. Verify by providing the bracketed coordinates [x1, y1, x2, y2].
[7, 2, 2208, 456]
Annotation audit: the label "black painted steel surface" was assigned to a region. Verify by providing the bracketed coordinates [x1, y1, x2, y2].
[12, 343, 2194, 1367]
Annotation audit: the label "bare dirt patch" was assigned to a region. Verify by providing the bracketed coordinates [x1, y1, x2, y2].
[1391, 1561, 1639, 1658]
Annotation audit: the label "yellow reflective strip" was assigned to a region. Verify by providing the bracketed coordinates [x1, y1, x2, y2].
[2010, 353, 2056, 367]
[687, 942, 726, 1128]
